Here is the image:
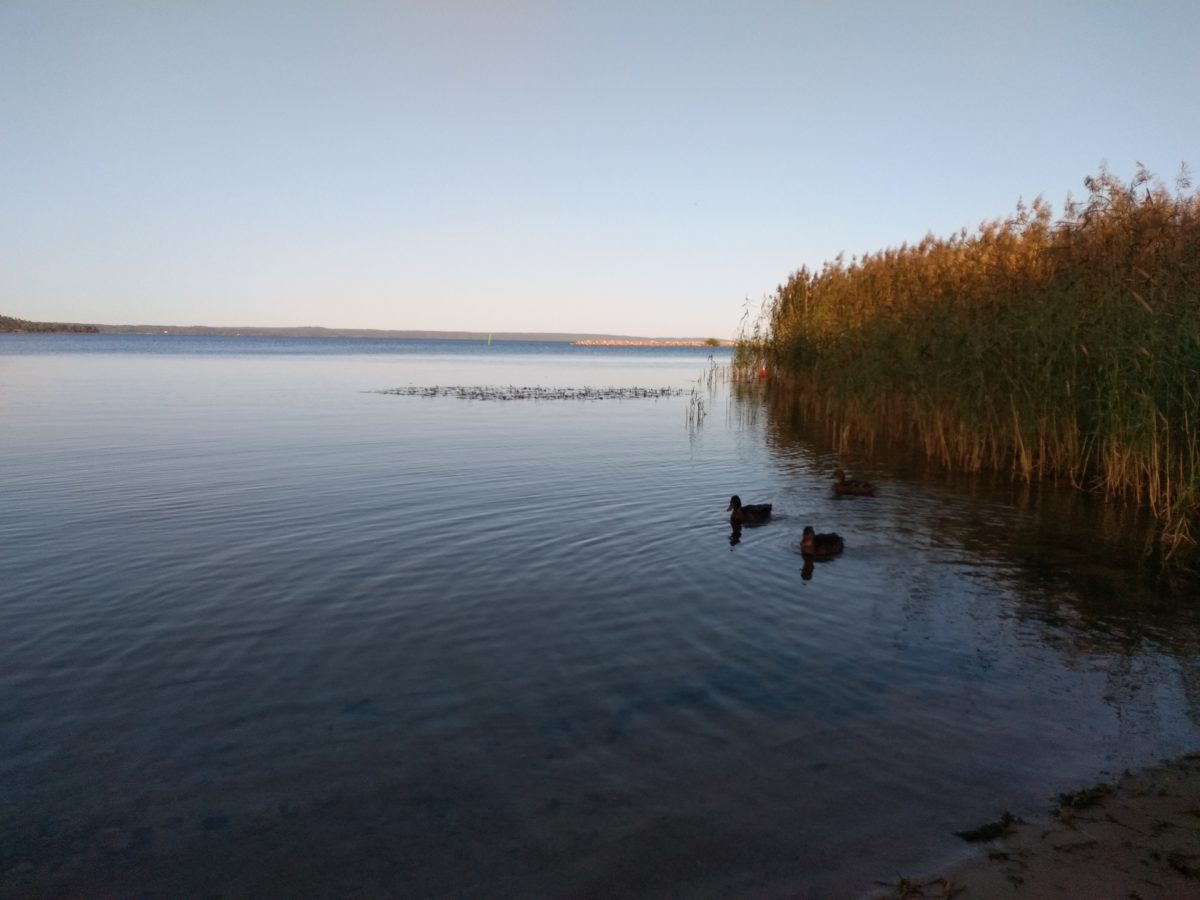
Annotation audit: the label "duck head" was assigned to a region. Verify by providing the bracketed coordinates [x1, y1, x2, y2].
[727, 495, 742, 511]
[800, 526, 818, 553]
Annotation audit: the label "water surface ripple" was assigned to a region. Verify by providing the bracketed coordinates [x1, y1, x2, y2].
[2, 334, 1198, 898]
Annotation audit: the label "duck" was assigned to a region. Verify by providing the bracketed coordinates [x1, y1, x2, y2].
[801, 525, 844, 558]
[727, 495, 772, 525]
[832, 469, 875, 497]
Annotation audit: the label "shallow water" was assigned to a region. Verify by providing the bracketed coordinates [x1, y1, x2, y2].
[3, 334, 1199, 898]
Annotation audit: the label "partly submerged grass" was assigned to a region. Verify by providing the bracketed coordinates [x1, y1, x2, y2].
[377, 385, 687, 400]
[741, 165, 1200, 550]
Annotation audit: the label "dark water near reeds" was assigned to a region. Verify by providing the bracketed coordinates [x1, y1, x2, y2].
[3, 334, 1200, 899]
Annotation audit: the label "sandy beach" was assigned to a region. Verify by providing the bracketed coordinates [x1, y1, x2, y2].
[867, 751, 1200, 899]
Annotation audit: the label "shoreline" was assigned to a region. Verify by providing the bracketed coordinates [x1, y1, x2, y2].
[2, 316, 731, 344]
[866, 750, 1200, 898]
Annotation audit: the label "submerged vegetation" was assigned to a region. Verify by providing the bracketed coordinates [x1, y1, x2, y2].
[378, 385, 686, 401]
[739, 165, 1200, 549]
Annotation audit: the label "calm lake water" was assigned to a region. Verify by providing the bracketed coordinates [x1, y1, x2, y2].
[3, 334, 1199, 899]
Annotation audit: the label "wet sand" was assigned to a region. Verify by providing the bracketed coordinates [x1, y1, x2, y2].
[867, 751, 1200, 899]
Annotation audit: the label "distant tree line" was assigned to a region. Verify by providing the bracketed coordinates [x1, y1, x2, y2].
[1, 314, 99, 333]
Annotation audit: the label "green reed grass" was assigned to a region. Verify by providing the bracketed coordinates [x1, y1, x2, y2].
[742, 165, 1200, 550]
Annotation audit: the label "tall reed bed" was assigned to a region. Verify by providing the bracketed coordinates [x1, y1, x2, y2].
[741, 165, 1200, 549]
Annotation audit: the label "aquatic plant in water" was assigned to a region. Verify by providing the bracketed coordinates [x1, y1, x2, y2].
[376, 385, 687, 401]
[743, 164, 1200, 550]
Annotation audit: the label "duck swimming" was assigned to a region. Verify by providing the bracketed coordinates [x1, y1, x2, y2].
[832, 469, 875, 497]
[727, 495, 772, 525]
[801, 526, 844, 558]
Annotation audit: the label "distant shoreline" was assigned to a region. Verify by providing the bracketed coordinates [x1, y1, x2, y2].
[2, 316, 730, 344]
[0, 314, 98, 334]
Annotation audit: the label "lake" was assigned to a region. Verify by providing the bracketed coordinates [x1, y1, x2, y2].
[3, 334, 1199, 898]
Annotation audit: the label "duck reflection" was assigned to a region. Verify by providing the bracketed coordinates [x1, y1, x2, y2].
[801, 556, 814, 580]
[729, 524, 742, 547]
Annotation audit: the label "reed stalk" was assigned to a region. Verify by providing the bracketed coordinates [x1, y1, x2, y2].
[744, 165, 1200, 551]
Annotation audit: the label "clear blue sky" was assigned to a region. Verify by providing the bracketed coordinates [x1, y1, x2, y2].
[3, 2, 1197, 337]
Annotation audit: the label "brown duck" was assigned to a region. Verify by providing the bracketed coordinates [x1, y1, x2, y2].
[832, 469, 875, 497]
[727, 495, 772, 526]
[801, 526, 844, 558]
